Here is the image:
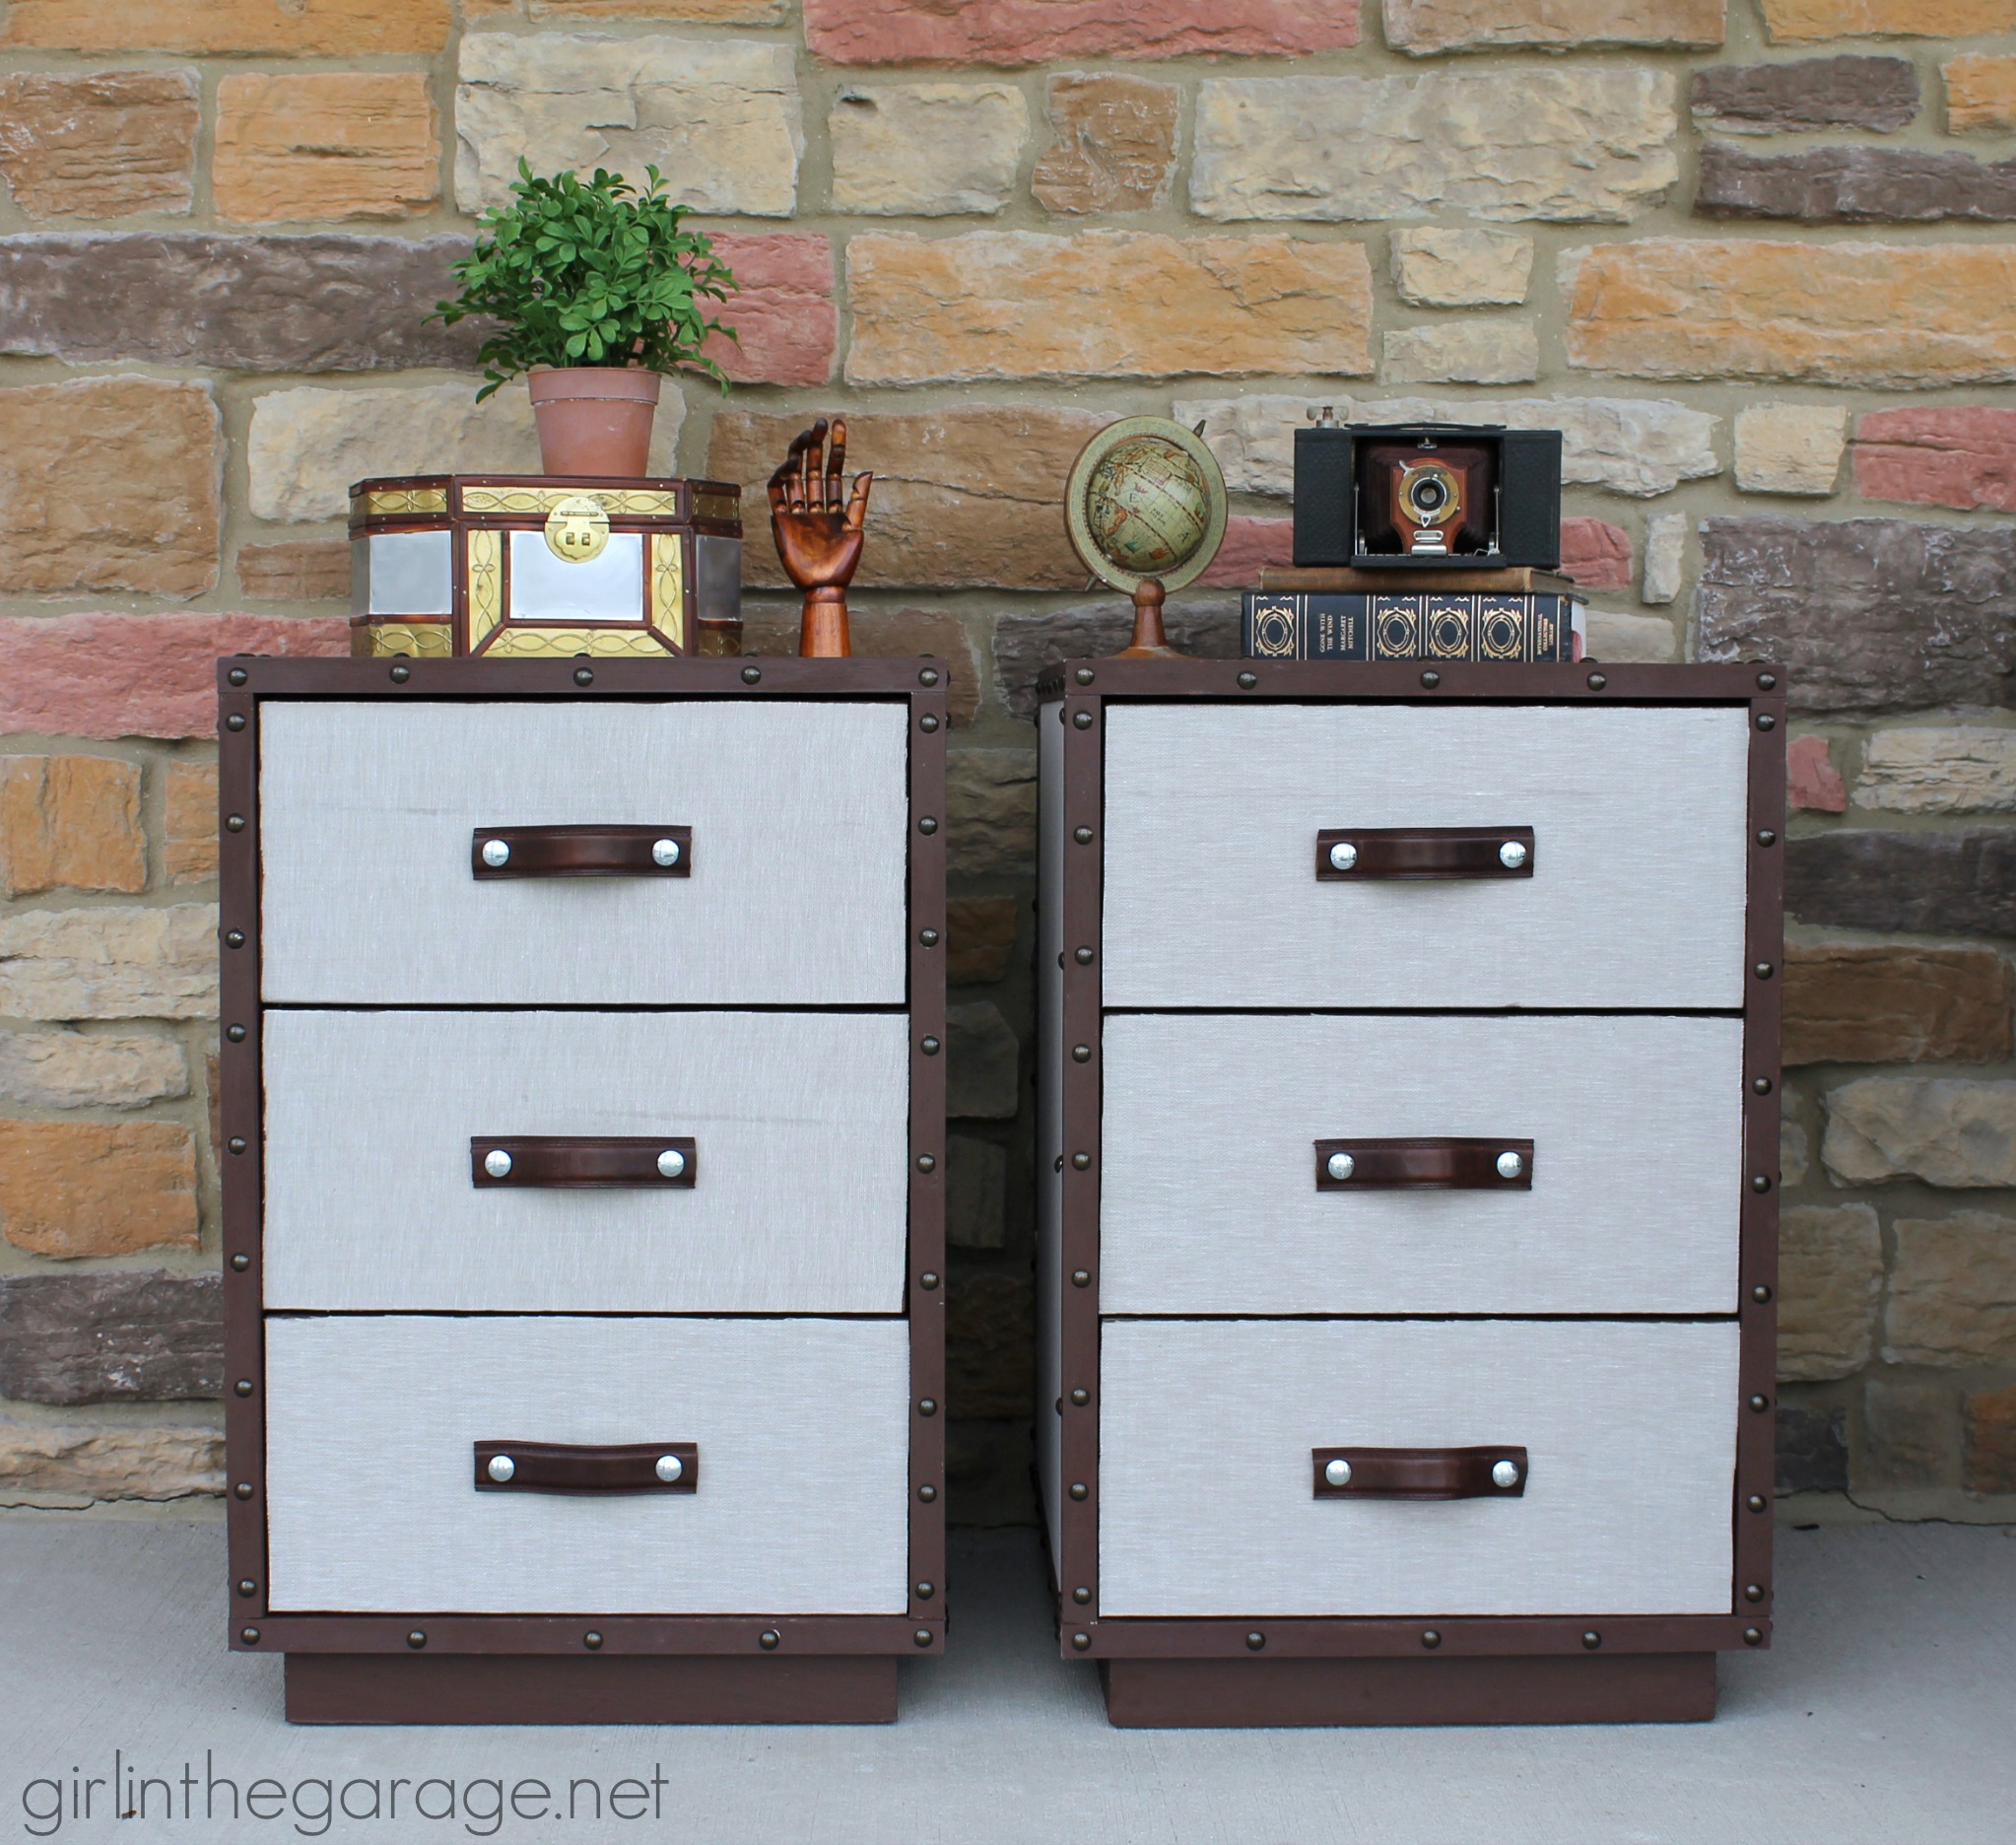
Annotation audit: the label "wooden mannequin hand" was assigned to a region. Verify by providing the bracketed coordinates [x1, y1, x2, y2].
[768, 417, 872, 592]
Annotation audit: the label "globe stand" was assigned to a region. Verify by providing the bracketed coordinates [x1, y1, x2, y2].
[1115, 577, 1182, 659]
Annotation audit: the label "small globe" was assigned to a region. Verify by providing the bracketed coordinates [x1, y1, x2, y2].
[1084, 435, 1212, 579]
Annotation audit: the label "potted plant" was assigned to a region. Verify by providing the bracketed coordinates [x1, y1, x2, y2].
[435, 160, 736, 477]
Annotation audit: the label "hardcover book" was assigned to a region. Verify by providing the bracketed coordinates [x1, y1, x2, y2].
[1243, 591, 1585, 664]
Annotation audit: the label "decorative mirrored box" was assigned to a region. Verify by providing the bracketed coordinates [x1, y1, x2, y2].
[348, 474, 744, 660]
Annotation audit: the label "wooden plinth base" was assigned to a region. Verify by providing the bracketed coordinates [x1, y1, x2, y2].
[286, 1654, 899, 1726]
[1102, 1654, 1715, 1728]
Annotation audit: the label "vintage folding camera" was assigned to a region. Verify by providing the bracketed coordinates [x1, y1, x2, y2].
[1292, 422, 1563, 571]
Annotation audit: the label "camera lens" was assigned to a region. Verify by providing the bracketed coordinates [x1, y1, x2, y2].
[1409, 474, 1446, 513]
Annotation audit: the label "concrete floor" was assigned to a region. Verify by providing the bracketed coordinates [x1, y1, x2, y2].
[1, 1515, 2011, 1844]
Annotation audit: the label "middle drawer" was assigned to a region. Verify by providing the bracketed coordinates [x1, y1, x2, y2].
[264, 1009, 910, 1314]
[1101, 1012, 1744, 1317]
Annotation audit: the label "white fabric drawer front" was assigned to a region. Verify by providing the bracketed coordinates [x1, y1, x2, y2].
[258, 701, 908, 1005]
[264, 1315, 910, 1615]
[1103, 704, 1750, 1009]
[1101, 1012, 1743, 1317]
[263, 1010, 908, 1313]
[1100, 1318, 1739, 1618]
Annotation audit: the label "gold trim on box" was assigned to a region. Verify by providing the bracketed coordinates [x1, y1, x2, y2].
[462, 486, 683, 518]
[467, 527, 503, 651]
[648, 533, 686, 651]
[363, 621, 453, 658]
[693, 492, 739, 522]
[359, 487, 448, 517]
[482, 627, 673, 658]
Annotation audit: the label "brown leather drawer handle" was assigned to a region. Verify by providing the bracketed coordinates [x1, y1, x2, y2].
[1315, 1137, 1534, 1191]
[1316, 826, 1534, 880]
[474, 1440, 698, 1495]
[471, 824, 692, 878]
[471, 1135, 698, 1189]
[1313, 1446, 1528, 1501]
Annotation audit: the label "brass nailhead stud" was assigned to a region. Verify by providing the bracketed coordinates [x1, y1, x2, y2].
[919, 927, 941, 948]
[237, 1579, 257, 1598]
[916, 1154, 936, 1173]
[1074, 826, 1094, 845]
[233, 1481, 253, 1500]
[1075, 667, 1094, 685]
[920, 715, 940, 732]
[1071, 1269, 1091, 1288]
[573, 667, 593, 686]
[1238, 672, 1257, 690]
[1747, 1494, 1768, 1513]
[231, 1253, 249, 1271]
[1753, 1283, 1773, 1304]
[917, 1399, 937, 1417]
[916, 1582, 935, 1600]
[1757, 713, 1776, 730]
[228, 668, 248, 687]
[1072, 1152, 1091, 1170]
[1072, 1045, 1091, 1062]
[226, 930, 245, 948]
[407, 1631, 427, 1650]
[1752, 1076, 1773, 1094]
[1757, 673, 1777, 690]
[1744, 1628, 1765, 1647]
[914, 1629, 934, 1648]
[235, 1379, 253, 1398]
[227, 1024, 246, 1042]
[742, 665, 762, 684]
[918, 816, 938, 834]
[920, 1271, 939, 1289]
[389, 664, 411, 683]
[1750, 1395, 1771, 1413]
[760, 1630, 780, 1650]
[583, 1631, 603, 1650]
[1073, 1587, 1091, 1605]
[1073, 711, 1094, 730]
[920, 1036, 941, 1055]
[1070, 1388, 1090, 1406]
[1420, 671, 1441, 689]
[1587, 673, 1607, 691]
[226, 814, 245, 833]
[1744, 1584, 1766, 1604]
[919, 668, 939, 686]
[229, 1137, 246, 1155]
[1069, 1482, 1088, 1501]
[1581, 1631, 1602, 1651]
[225, 714, 246, 731]
[241, 1627, 260, 1645]
[1245, 1631, 1266, 1651]
[1072, 1632, 1091, 1651]
[1757, 830, 1777, 847]
[1075, 946, 1094, 964]
[918, 1484, 937, 1503]
[1755, 962, 1776, 980]
[1421, 1629, 1441, 1649]
[1752, 1174, 1772, 1193]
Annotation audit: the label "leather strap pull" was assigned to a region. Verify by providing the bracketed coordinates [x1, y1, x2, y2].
[1312, 1446, 1529, 1501]
[471, 824, 692, 878]
[471, 1136, 698, 1190]
[1316, 827, 1535, 881]
[1316, 1137, 1534, 1191]
[474, 1440, 699, 1495]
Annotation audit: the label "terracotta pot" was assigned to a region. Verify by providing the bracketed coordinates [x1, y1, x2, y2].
[527, 368, 661, 477]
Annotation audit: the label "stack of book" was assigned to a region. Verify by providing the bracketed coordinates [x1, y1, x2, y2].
[1242, 566, 1586, 664]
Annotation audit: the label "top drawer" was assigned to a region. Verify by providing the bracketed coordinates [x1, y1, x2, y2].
[259, 700, 909, 1005]
[1103, 703, 1751, 1010]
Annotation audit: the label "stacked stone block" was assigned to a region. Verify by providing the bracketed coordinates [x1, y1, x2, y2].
[0, 0, 2009, 1523]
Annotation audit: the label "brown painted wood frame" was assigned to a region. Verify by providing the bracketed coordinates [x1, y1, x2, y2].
[218, 655, 946, 1671]
[1035, 656, 1782, 1683]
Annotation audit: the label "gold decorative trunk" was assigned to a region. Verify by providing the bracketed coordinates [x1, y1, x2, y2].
[347, 474, 743, 659]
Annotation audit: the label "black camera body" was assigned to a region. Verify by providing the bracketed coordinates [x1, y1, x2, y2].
[1292, 423, 1563, 571]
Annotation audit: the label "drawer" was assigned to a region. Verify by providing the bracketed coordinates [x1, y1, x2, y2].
[264, 1010, 909, 1313]
[1101, 1013, 1743, 1317]
[1102, 703, 1750, 1009]
[1099, 1319, 1739, 1618]
[264, 1315, 910, 1615]
[258, 700, 908, 1005]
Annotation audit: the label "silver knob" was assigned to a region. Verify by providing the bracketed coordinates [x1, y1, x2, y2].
[1328, 842, 1358, 872]
[1496, 1150, 1524, 1180]
[484, 1148, 513, 1179]
[651, 838, 681, 867]
[1324, 1458, 1352, 1487]
[487, 1454, 515, 1483]
[1499, 841, 1527, 869]
[654, 1454, 684, 1483]
[1492, 1459, 1520, 1489]
[656, 1148, 687, 1180]
[481, 838, 510, 868]
[1326, 1152, 1355, 1182]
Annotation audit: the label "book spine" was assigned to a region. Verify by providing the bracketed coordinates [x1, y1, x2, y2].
[1243, 592, 1582, 662]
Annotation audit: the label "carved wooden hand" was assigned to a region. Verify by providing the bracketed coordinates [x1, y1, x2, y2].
[768, 417, 871, 657]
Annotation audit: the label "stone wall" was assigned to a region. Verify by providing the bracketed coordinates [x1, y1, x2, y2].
[0, 0, 2011, 1525]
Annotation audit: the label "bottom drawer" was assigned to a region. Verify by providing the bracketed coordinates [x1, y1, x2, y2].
[265, 1316, 910, 1615]
[1099, 1319, 1739, 1619]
